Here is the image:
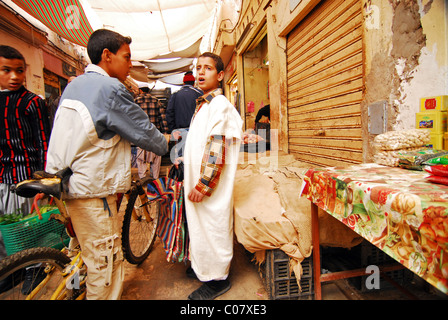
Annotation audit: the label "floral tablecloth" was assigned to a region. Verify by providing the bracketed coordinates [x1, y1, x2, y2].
[300, 163, 448, 294]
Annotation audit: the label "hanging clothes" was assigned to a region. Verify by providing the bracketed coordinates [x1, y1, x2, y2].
[147, 176, 189, 263]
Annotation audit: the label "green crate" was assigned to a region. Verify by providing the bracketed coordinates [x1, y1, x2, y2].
[0, 209, 69, 255]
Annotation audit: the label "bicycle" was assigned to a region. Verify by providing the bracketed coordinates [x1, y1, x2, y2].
[121, 169, 160, 264]
[0, 164, 161, 300]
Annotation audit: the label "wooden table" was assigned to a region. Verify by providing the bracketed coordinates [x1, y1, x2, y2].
[300, 163, 448, 299]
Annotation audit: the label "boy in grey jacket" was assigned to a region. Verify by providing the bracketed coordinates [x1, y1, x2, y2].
[46, 29, 168, 299]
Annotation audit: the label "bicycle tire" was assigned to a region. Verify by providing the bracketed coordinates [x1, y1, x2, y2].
[122, 187, 159, 265]
[0, 247, 73, 300]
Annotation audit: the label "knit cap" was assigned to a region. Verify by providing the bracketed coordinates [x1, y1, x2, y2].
[183, 71, 195, 83]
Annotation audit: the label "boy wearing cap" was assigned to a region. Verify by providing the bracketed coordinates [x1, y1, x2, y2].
[166, 71, 203, 160]
[183, 52, 242, 300]
[46, 29, 168, 299]
[166, 71, 203, 133]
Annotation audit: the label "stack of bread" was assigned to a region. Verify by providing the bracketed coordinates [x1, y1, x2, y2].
[373, 129, 431, 167]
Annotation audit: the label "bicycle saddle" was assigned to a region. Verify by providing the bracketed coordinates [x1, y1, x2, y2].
[11, 167, 73, 199]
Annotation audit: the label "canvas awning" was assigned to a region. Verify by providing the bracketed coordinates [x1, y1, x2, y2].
[11, 0, 217, 82]
[12, 0, 94, 47]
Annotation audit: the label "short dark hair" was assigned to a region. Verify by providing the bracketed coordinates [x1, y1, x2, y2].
[0, 45, 26, 65]
[87, 29, 132, 65]
[199, 52, 224, 74]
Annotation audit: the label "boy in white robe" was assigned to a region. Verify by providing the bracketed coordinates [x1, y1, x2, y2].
[183, 52, 242, 300]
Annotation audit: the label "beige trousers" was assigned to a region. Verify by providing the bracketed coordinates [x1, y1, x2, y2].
[65, 195, 124, 300]
[136, 148, 162, 179]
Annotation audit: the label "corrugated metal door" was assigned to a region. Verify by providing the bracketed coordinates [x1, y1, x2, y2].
[287, 0, 364, 167]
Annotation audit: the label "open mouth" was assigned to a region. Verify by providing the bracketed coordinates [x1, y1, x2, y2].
[9, 83, 21, 89]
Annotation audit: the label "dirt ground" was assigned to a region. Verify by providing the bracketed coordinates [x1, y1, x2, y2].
[120, 236, 447, 301]
[121, 238, 269, 300]
[120, 237, 447, 301]
[120, 151, 447, 302]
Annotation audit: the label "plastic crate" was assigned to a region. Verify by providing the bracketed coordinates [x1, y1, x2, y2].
[351, 241, 413, 292]
[0, 209, 70, 255]
[262, 249, 314, 300]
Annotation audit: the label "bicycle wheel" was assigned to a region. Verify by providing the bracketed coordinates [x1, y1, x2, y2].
[122, 187, 159, 264]
[0, 247, 78, 300]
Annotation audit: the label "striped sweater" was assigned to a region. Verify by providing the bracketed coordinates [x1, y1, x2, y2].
[0, 86, 51, 184]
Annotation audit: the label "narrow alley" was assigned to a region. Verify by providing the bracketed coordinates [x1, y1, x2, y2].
[1, 0, 448, 304]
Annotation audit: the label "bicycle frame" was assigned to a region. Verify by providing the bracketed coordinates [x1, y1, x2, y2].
[24, 249, 85, 300]
[50, 197, 76, 238]
[5, 157, 161, 299]
[50, 251, 85, 300]
[126, 175, 156, 223]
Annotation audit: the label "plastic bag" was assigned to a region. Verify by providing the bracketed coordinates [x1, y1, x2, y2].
[425, 175, 448, 185]
[373, 146, 425, 167]
[423, 154, 448, 165]
[424, 164, 448, 176]
[398, 149, 448, 170]
[168, 162, 184, 181]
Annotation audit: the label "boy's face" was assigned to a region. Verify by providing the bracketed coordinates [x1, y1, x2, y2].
[196, 56, 224, 95]
[0, 57, 26, 91]
[104, 43, 132, 83]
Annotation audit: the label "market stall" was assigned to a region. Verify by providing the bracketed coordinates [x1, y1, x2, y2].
[233, 152, 363, 298]
[300, 163, 448, 299]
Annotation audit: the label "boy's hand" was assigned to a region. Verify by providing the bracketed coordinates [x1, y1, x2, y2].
[172, 130, 182, 141]
[188, 188, 205, 203]
[174, 157, 183, 168]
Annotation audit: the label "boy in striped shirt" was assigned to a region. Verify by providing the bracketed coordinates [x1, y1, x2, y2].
[0, 45, 51, 259]
[0, 46, 51, 215]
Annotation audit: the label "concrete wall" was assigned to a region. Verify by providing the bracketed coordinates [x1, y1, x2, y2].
[362, 0, 447, 159]
[392, 0, 448, 129]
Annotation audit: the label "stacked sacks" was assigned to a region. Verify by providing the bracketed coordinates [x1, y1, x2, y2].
[373, 129, 431, 167]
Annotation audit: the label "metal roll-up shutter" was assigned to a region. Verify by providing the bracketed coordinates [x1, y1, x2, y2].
[287, 0, 364, 167]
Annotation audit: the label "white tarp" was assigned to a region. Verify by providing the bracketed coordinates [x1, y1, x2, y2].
[143, 58, 195, 74]
[81, 0, 217, 61]
[7, 0, 217, 82]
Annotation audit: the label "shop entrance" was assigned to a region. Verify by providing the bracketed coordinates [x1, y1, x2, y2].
[286, 0, 364, 167]
[242, 34, 269, 131]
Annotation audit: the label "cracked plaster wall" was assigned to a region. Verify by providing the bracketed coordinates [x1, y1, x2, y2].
[364, 0, 448, 160]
